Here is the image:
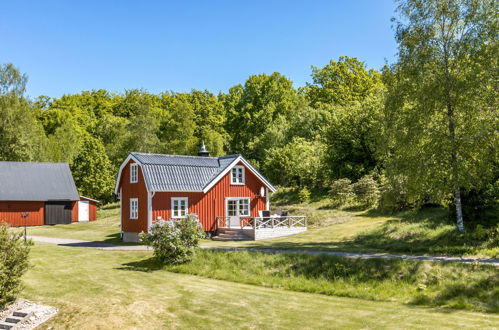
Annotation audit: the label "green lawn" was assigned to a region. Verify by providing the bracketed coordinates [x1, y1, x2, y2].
[24, 203, 125, 244]
[23, 243, 499, 329]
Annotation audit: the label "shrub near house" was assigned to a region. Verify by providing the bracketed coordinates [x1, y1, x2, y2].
[140, 214, 205, 265]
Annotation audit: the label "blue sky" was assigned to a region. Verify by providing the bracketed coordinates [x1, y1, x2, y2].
[2, 1, 398, 98]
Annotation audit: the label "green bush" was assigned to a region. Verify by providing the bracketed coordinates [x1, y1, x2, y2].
[140, 214, 205, 265]
[329, 178, 353, 206]
[379, 174, 413, 211]
[0, 223, 31, 308]
[352, 175, 380, 208]
[298, 188, 311, 203]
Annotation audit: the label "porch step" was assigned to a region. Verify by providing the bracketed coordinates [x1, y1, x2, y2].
[212, 230, 251, 241]
[4, 318, 22, 324]
[212, 236, 250, 241]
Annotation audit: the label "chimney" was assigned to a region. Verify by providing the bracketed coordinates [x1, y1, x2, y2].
[198, 141, 210, 157]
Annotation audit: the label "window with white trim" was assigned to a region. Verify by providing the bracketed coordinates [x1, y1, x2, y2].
[231, 166, 245, 184]
[130, 163, 138, 183]
[171, 197, 188, 218]
[130, 198, 138, 219]
[227, 198, 250, 217]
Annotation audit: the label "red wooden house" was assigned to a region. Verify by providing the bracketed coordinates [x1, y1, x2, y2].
[114, 147, 279, 242]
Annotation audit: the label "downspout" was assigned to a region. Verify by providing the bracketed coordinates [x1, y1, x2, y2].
[148, 191, 155, 232]
[266, 188, 270, 210]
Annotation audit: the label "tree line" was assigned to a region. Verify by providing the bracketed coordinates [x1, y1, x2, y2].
[0, 0, 497, 231]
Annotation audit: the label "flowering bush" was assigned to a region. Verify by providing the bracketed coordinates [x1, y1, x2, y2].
[140, 214, 205, 265]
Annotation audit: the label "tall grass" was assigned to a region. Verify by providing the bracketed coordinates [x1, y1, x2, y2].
[156, 250, 499, 313]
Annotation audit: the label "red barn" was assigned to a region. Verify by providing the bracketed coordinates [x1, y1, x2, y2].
[0, 161, 98, 226]
[114, 149, 277, 242]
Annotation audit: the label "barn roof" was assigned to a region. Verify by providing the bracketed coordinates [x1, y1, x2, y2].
[0, 161, 80, 201]
[115, 152, 276, 193]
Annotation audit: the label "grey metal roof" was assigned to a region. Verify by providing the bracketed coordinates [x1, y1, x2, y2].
[131, 152, 241, 191]
[0, 162, 80, 201]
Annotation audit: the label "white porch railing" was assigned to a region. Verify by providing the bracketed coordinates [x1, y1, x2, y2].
[216, 216, 307, 230]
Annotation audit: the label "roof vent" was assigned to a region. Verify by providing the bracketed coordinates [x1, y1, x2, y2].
[198, 141, 210, 157]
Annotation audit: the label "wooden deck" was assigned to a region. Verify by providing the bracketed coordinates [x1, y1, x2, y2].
[213, 216, 307, 241]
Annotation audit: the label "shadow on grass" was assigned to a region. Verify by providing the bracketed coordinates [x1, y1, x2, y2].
[99, 233, 140, 245]
[117, 257, 164, 272]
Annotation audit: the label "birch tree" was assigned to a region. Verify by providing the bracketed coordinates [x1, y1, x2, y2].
[385, 0, 498, 232]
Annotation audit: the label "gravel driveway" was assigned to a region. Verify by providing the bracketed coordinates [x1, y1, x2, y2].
[27, 235, 499, 266]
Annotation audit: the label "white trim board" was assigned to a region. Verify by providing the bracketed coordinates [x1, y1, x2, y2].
[79, 195, 100, 203]
[202, 156, 276, 193]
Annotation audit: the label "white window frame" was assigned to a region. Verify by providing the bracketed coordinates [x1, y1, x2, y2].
[226, 197, 250, 217]
[231, 166, 245, 185]
[130, 163, 138, 183]
[171, 197, 188, 218]
[130, 198, 138, 220]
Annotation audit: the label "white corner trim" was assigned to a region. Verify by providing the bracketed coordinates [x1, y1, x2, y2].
[147, 191, 153, 232]
[119, 187, 123, 237]
[114, 154, 149, 194]
[79, 195, 100, 203]
[202, 156, 277, 193]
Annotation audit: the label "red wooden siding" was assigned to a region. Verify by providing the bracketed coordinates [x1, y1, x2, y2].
[89, 202, 97, 221]
[71, 201, 79, 222]
[152, 161, 266, 231]
[0, 201, 45, 226]
[119, 159, 149, 233]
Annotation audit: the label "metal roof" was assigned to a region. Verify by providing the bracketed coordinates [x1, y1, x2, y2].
[0, 161, 80, 201]
[130, 152, 241, 192]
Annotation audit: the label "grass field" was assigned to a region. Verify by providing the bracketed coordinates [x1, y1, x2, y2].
[23, 243, 499, 329]
[24, 204, 124, 243]
[17, 198, 499, 328]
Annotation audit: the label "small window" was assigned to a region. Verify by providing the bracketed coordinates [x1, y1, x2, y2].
[171, 197, 188, 218]
[130, 163, 138, 183]
[231, 166, 245, 184]
[130, 198, 138, 219]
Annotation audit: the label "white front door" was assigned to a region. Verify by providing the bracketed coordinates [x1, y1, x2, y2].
[78, 201, 90, 222]
[226, 198, 250, 228]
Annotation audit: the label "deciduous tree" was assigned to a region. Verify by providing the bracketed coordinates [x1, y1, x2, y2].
[384, 0, 498, 232]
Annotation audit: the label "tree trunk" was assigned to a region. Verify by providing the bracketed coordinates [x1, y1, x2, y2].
[447, 101, 464, 233]
[454, 187, 464, 233]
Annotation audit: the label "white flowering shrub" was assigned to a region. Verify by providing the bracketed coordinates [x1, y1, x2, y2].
[140, 214, 205, 265]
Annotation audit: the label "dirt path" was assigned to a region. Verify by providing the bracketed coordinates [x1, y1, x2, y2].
[27, 235, 499, 266]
